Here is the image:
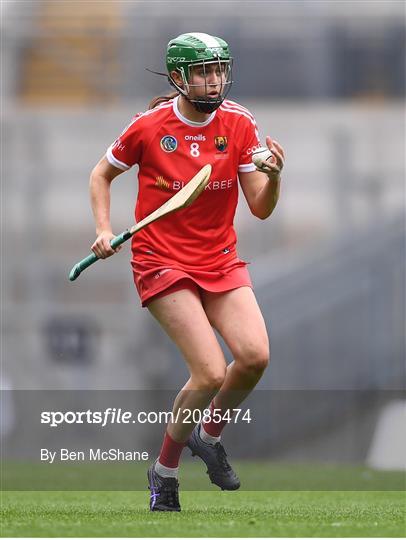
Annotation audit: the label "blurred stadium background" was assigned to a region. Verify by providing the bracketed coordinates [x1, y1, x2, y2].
[1, 0, 405, 472]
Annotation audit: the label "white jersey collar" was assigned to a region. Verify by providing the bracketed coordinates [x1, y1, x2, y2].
[173, 95, 216, 127]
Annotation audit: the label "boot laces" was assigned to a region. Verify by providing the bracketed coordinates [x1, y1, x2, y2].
[214, 443, 232, 471]
[162, 478, 179, 507]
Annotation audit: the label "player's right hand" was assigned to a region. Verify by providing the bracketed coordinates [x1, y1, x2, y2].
[91, 230, 121, 259]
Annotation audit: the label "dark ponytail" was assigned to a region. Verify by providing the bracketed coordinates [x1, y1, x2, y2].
[148, 91, 179, 110]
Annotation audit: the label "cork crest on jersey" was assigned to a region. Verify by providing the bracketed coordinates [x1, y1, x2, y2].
[214, 136, 228, 153]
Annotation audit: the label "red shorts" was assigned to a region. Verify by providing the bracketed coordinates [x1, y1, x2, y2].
[132, 257, 253, 307]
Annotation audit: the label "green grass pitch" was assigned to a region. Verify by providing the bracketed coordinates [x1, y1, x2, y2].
[1, 490, 405, 537]
[1, 464, 405, 537]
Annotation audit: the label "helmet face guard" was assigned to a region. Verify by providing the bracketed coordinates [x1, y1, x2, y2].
[170, 58, 233, 113]
[166, 33, 233, 113]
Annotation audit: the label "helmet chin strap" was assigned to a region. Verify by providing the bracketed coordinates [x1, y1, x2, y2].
[186, 96, 223, 114]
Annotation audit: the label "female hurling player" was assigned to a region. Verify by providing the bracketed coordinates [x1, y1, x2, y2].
[89, 32, 285, 511]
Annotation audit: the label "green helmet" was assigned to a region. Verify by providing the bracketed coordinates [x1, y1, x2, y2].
[166, 32, 233, 113]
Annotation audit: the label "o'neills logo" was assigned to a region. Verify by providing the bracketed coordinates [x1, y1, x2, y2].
[155, 175, 171, 190]
[215, 136, 228, 152]
[185, 134, 206, 141]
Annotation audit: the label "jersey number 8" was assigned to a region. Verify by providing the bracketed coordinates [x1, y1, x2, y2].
[190, 143, 200, 157]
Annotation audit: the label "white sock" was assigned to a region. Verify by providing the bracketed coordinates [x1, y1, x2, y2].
[199, 423, 221, 445]
[155, 459, 179, 478]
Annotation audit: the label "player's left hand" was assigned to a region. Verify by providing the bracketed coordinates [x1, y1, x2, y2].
[263, 136, 285, 181]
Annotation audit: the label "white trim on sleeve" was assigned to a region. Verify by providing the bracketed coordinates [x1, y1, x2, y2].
[238, 163, 256, 173]
[106, 145, 131, 171]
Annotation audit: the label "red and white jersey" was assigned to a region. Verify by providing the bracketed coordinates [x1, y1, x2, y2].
[106, 96, 261, 270]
